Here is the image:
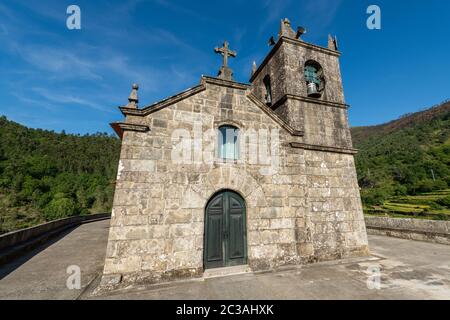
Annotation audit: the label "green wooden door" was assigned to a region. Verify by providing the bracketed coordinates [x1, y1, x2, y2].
[204, 191, 247, 269]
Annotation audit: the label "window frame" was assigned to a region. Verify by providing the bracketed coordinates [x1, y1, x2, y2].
[217, 125, 240, 161]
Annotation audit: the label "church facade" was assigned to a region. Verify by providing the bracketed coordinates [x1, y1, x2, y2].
[101, 18, 369, 287]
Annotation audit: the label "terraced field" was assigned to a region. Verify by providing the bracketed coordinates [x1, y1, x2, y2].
[364, 189, 450, 220]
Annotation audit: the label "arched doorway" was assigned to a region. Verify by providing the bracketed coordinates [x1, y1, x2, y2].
[204, 190, 247, 269]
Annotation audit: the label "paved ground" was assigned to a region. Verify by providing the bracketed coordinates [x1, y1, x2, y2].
[1, 219, 449, 300]
[0, 219, 110, 300]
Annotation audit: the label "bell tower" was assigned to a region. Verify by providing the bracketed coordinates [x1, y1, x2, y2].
[250, 18, 353, 150]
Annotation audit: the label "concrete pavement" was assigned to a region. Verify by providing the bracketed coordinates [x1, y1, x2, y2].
[0, 219, 110, 300]
[1, 219, 449, 300]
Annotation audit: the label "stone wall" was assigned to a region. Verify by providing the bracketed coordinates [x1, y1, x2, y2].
[251, 38, 345, 105]
[102, 78, 368, 287]
[301, 150, 368, 261]
[300, 100, 353, 148]
[282, 40, 344, 104]
[250, 37, 351, 148]
[366, 216, 450, 245]
[251, 43, 288, 106]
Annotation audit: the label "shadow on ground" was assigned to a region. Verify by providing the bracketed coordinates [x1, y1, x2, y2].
[1, 219, 450, 300]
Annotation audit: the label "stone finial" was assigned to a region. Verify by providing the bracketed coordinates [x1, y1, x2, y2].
[333, 36, 339, 51]
[214, 41, 237, 81]
[126, 83, 139, 108]
[251, 61, 257, 76]
[278, 18, 296, 38]
[328, 34, 339, 51]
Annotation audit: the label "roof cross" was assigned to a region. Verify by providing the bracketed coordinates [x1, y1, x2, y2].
[215, 41, 236, 68]
[214, 41, 237, 80]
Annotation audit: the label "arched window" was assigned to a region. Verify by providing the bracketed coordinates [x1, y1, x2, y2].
[218, 125, 239, 160]
[263, 75, 272, 106]
[304, 61, 325, 98]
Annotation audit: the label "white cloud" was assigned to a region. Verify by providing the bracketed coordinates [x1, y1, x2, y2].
[17, 45, 103, 80]
[31, 87, 114, 113]
[0, 0, 216, 127]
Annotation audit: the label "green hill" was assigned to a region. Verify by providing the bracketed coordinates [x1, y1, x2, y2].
[0, 116, 121, 234]
[1, 99, 449, 233]
[352, 100, 450, 219]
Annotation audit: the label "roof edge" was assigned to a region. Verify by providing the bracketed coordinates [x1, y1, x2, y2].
[247, 93, 304, 137]
[120, 84, 206, 116]
[201, 75, 251, 90]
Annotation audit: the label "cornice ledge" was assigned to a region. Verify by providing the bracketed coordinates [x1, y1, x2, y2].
[272, 94, 350, 110]
[110, 122, 150, 139]
[290, 142, 358, 155]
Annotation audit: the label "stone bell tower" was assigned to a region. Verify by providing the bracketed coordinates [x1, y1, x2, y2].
[250, 18, 353, 150]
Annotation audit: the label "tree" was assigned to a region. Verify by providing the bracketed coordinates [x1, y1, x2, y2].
[43, 198, 79, 221]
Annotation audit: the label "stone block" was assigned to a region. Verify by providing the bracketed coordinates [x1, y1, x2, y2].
[164, 210, 192, 224]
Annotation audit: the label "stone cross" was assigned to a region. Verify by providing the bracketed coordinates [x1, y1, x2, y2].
[214, 41, 237, 80]
[215, 41, 236, 68]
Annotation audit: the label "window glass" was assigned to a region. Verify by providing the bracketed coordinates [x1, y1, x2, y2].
[218, 126, 239, 160]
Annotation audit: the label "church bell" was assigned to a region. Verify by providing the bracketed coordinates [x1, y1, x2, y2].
[307, 82, 321, 98]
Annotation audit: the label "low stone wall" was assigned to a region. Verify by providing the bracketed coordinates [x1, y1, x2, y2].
[365, 216, 450, 245]
[0, 213, 110, 264]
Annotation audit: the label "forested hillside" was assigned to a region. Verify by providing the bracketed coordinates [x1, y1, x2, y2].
[1, 99, 449, 233]
[352, 101, 450, 218]
[0, 116, 121, 234]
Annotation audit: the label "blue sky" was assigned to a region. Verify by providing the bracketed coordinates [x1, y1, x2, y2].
[0, 0, 449, 134]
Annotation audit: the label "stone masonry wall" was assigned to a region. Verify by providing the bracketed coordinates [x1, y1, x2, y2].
[251, 38, 348, 145]
[365, 217, 450, 245]
[301, 150, 368, 260]
[102, 79, 368, 286]
[300, 100, 353, 148]
[251, 45, 287, 105]
[282, 41, 345, 104]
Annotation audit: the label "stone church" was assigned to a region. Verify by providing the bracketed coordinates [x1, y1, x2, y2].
[101, 18, 369, 287]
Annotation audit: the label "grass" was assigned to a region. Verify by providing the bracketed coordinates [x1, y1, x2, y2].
[364, 189, 450, 221]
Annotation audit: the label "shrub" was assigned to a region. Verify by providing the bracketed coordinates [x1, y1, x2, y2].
[437, 196, 450, 208]
[361, 188, 389, 206]
[434, 213, 449, 221]
[43, 198, 79, 221]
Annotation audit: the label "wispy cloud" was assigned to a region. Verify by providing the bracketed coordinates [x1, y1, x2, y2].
[303, 0, 343, 35]
[0, 3, 16, 20]
[258, 0, 292, 35]
[0, 1, 247, 132]
[16, 45, 103, 81]
[12, 93, 60, 112]
[153, 0, 215, 23]
[0, 23, 7, 35]
[31, 87, 114, 113]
